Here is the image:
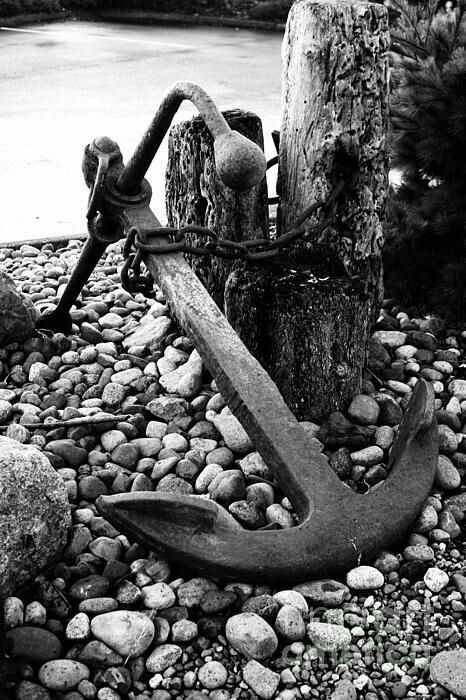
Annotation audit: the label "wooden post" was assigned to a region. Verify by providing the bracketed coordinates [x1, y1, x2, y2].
[225, 0, 389, 422]
[165, 109, 269, 309]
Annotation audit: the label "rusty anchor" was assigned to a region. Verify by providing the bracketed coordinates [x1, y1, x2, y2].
[37, 81, 439, 583]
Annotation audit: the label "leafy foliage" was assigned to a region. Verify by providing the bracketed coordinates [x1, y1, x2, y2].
[384, 0, 466, 320]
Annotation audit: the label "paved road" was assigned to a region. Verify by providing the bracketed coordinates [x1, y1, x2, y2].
[0, 20, 282, 241]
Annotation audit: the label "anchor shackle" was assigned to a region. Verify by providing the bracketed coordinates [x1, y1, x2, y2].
[116, 81, 267, 197]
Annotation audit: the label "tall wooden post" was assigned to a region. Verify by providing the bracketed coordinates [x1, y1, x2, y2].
[225, 0, 389, 421]
[165, 109, 269, 309]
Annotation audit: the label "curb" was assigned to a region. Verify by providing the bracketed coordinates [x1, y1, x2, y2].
[0, 233, 87, 250]
[0, 9, 284, 33]
[82, 10, 285, 32]
[0, 10, 72, 26]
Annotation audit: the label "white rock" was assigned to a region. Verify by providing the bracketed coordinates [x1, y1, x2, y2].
[38, 660, 90, 691]
[141, 582, 176, 610]
[423, 567, 449, 593]
[213, 409, 253, 454]
[243, 659, 280, 699]
[146, 644, 182, 673]
[307, 622, 351, 652]
[346, 566, 384, 590]
[226, 613, 278, 660]
[90, 610, 155, 658]
[198, 660, 228, 689]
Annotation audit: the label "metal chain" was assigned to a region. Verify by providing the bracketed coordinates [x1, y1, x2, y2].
[120, 180, 345, 294]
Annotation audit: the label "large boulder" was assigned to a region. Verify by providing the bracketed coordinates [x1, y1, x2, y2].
[0, 437, 71, 596]
[0, 270, 37, 346]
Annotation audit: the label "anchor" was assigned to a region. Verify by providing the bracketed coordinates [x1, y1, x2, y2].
[37, 82, 438, 583]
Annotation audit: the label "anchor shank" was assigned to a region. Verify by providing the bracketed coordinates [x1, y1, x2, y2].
[123, 204, 347, 520]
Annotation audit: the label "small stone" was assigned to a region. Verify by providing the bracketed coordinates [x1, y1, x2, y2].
[198, 660, 228, 689]
[78, 640, 123, 668]
[274, 604, 306, 641]
[90, 610, 155, 658]
[438, 424, 458, 454]
[3, 596, 24, 628]
[307, 622, 351, 652]
[403, 544, 435, 561]
[208, 469, 245, 507]
[413, 503, 438, 533]
[329, 679, 357, 700]
[293, 579, 349, 608]
[371, 330, 407, 349]
[66, 613, 91, 641]
[89, 536, 122, 561]
[5, 626, 63, 663]
[436, 455, 461, 490]
[171, 619, 198, 642]
[70, 575, 110, 600]
[371, 551, 400, 574]
[213, 410, 253, 454]
[448, 379, 466, 401]
[200, 589, 237, 614]
[237, 451, 273, 480]
[38, 660, 90, 691]
[273, 590, 308, 615]
[225, 612, 278, 660]
[349, 446, 384, 467]
[123, 314, 172, 352]
[346, 566, 384, 590]
[146, 644, 183, 673]
[430, 649, 466, 698]
[243, 659, 280, 699]
[14, 680, 52, 700]
[423, 567, 449, 593]
[265, 503, 295, 528]
[141, 582, 176, 610]
[178, 578, 218, 607]
[242, 595, 280, 623]
[347, 395, 380, 426]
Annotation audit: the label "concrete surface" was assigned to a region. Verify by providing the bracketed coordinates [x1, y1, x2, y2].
[0, 20, 282, 242]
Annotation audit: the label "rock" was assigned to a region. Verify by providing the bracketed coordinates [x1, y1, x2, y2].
[78, 641, 123, 668]
[413, 503, 438, 533]
[225, 613, 278, 660]
[66, 612, 91, 641]
[307, 622, 351, 652]
[273, 590, 308, 615]
[0, 269, 37, 345]
[242, 594, 280, 623]
[122, 314, 171, 351]
[171, 619, 198, 642]
[403, 544, 435, 562]
[436, 455, 461, 490]
[347, 395, 380, 426]
[265, 503, 295, 528]
[438, 424, 458, 454]
[423, 567, 449, 593]
[14, 680, 52, 700]
[405, 330, 438, 351]
[430, 649, 466, 698]
[38, 660, 90, 691]
[147, 396, 190, 423]
[159, 350, 203, 399]
[274, 604, 306, 641]
[178, 578, 219, 608]
[371, 330, 407, 348]
[349, 446, 384, 467]
[5, 626, 63, 663]
[198, 660, 228, 689]
[200, 589, 237, 614]
[141, 582, 176, 610]
[146, 644, 183, 673]
[208, 469, 246, 507]
[449, 379, 466, 401]
[237, 452, 273, 480]
[329, 679, 358, 700]
[90, 610, 155, 658]
[293, 579, 349, 608]
[346, 566, 384, 590]
[243, 659, 280, 699]
[213, 409, 254, 454]
[371, 551, 400, 574]
[329, 448, 353, 480]
[0, 437, 71, 596]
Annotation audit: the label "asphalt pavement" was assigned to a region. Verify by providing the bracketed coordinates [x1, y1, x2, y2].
[0, 20, 282, 241]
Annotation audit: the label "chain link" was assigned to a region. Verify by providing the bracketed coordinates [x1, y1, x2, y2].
[120, 180, 345, 294]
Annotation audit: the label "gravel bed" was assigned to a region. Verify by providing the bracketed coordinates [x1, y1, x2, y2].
[0, 239, 465, 700]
